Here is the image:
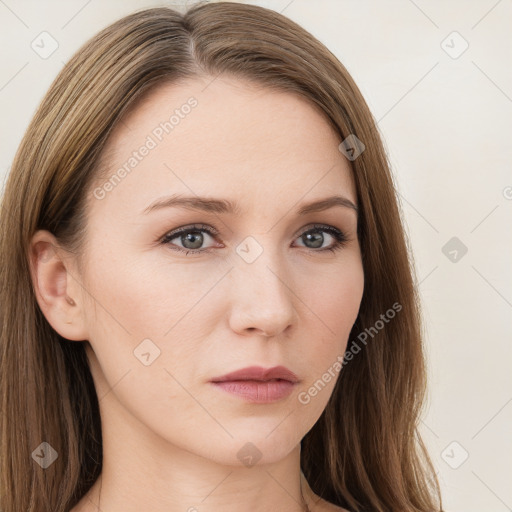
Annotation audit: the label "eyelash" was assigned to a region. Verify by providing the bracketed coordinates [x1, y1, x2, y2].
[160, 223, 348, 256]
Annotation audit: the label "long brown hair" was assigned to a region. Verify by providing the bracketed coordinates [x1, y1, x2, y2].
[0, 2, 443, 511]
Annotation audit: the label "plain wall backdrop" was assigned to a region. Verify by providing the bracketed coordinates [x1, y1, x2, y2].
[1, 1, 511, 511]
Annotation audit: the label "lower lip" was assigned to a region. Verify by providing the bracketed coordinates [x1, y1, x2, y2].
[211, 380, 296, 403]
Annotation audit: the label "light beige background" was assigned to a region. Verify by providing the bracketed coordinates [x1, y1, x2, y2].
[1, 1, 511, 511]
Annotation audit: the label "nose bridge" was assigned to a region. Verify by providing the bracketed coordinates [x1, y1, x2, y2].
[229, 234, 297, 335]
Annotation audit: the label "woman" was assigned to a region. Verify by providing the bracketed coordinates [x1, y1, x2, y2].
[0, 2, 443, 511]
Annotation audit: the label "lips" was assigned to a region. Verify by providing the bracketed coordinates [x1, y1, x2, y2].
[210, 365, 299, 384]
[210, 365, 299, 403]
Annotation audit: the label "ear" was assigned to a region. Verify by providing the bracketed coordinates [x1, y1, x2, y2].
[28, 230, 88, 341]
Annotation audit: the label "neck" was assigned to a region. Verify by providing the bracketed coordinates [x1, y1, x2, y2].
[77, 455, 315, 512]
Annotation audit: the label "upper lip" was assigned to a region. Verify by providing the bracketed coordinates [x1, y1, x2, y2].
[210, 365, 299, 383]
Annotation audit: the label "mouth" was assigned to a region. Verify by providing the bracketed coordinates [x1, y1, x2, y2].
[209, 366, 299, 403]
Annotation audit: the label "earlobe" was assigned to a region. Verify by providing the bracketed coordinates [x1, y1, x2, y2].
[29, 230, 88, 341]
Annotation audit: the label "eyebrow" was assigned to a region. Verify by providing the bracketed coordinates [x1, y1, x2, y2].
[142, 194, 358, 216]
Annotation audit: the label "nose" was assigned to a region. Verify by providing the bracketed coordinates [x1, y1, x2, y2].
[227, 244, 297, 338]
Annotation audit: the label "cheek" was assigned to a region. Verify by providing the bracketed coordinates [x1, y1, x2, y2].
[303, 259, 363, 337]
[80, 247, 230, 400]
[83, 243, 225, 338]
[80, 251, 215, 441]
[296, 259, 364, 389]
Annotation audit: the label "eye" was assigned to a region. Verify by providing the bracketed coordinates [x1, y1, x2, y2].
[160, 223, 348, 255]
[293, 224, 348, 253]
[160, 224, 220, 255]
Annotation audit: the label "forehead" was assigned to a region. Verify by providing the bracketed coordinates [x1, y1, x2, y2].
[89, 76, 356, 218]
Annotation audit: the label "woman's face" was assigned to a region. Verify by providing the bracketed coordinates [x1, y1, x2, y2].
[75, 75, 364, 466]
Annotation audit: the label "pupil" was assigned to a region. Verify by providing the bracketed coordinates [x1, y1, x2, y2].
[183, 232, 203, 249]
[305, 232, 323, 248]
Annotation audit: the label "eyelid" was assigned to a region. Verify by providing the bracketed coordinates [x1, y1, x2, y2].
[161, 223, 219, 240]
[162, 222, 347, 239]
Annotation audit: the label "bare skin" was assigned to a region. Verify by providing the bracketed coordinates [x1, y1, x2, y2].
[30, 75, 361, 512]
[72, 469, 348, 512]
